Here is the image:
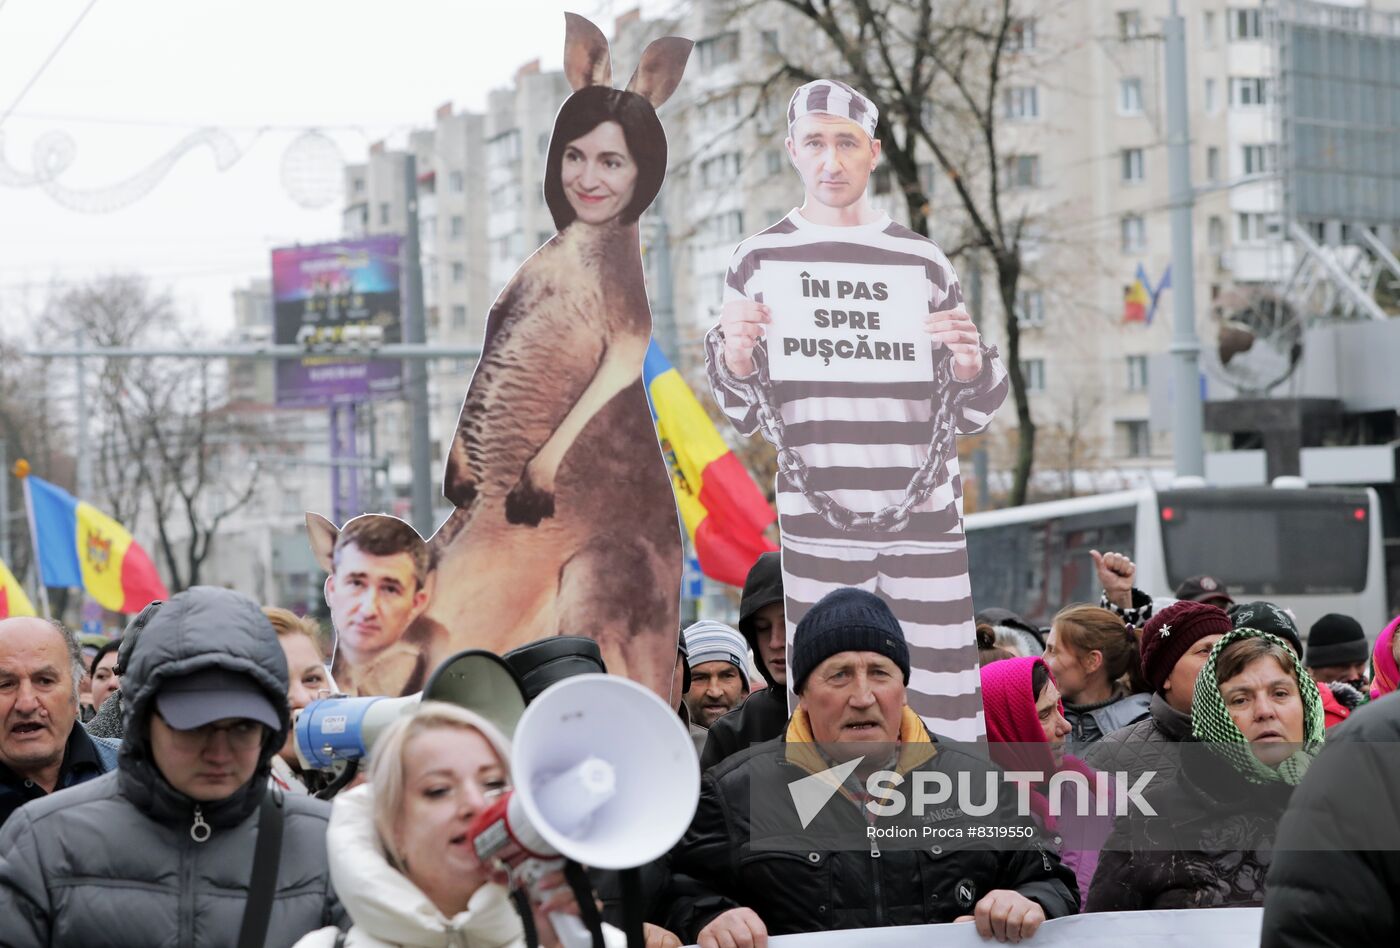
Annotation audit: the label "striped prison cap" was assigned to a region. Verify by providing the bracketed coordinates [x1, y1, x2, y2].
[683, 620, 750, 683]
[787, 79, 878, 140]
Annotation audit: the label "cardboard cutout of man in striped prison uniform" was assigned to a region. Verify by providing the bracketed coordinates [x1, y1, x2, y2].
[704, 79, 1009, 741]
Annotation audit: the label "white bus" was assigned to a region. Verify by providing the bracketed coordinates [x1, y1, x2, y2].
[964, 484, 1388, 637]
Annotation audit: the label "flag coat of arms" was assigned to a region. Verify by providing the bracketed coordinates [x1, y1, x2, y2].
[25, 474, 169, 613]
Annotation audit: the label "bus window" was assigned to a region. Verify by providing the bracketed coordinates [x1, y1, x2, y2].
[1159, 489, 1370, 595]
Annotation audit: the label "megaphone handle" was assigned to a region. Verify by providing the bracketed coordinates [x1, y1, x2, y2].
[548, 912, 597, 948]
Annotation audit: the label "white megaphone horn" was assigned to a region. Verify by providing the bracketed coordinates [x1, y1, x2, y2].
[467, 673, 700, 947]
[295, 649, 527, 770]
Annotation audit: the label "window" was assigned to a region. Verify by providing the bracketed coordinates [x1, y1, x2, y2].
[487, 129, 522, 164]
[1016, 290, 1046, 328]
[1242, 143, 1276, 175]
[1121, 214, 1146, 253]
[700, 152, 742, 189]
[1230, 8, 1262, 40]
[765, 149, 785, 175]
[353, 177, 365, 195]
[378, 203, 391, 225]
[1203, 11, 1217, 48]
[1022, 359, 1046, 392]
[451, 305, 467, 329]
[451, 262, 466, 282]
[1117, 419, 1151, 457]
[697, 32, 739, 70]
[1126, 355, 1148, 392]
[1207, 146, 1221, 182]
[1121, 148, 1145, 183]
[1004, 86, 1039, 120]
[761, 30, 780, 54]
[706, 271, 727, 305]
[1204, 78, 1217, 113]
[1237, 212, 1280, 242]
[450, 215, 464, 238]
[872, 167, 893, 196]
[704, 211, 744, 242]
[701, 91, 741, 125]
[449, 171, 464, 193]
[1119, 78, 1144, 114]
[1230, 77, 1271, 107]
[1118, 10, 1142, 39]
[1008, 18, 1037, 51]
[1208, 215, 1225, 250]
[1003, 154, 1041, 189]
[538, 132, 550, 157]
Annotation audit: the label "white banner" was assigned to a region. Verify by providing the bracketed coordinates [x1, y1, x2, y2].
[756, 260, 933, 383]
[690, 908, 1263, 947]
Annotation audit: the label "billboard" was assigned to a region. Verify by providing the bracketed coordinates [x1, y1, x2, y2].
[1277, 0, 1400, 225]
[271, 236, 404, 407]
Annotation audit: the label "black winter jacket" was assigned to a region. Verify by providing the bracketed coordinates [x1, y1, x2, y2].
[1263, 696, 1400, 947]
[698, 686, 788, 772]
[1083, 691, 1191, 785]
[1086, 739, 1295, 912]
[664, 736, 1079, 941]
[0, 586, 346, 947]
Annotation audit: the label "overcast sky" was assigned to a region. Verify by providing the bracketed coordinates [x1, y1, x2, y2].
[0, 0, 659, 337]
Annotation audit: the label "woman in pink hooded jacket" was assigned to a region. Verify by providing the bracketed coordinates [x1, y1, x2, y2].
[1371, 615, 1399, 701]
[981, 656, 1116, 901]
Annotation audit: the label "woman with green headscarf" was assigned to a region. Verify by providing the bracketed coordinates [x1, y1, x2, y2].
[1084, 627, 1325, 911]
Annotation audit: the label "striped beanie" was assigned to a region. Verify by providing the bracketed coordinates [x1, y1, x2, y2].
[787, 79, 878, 140]
[683, 620, 750, 684]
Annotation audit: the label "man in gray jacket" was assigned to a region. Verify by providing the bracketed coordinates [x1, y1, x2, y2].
[0, 586, 346, 947]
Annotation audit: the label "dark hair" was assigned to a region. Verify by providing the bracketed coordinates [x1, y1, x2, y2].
[89, 638, 121, 679]
[1216, 635, 1300, 687]
[1031, 660, 1050, 702]
[543, 85, 667, 231]
[1052, 604, 1150, 694]
[334, 516, 430, 589]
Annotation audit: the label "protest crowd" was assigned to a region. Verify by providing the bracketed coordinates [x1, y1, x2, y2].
[2, 546, 1397, 947]
[2, 29, 1398, 948]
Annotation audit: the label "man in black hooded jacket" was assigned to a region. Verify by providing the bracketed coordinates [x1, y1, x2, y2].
[699, 551, 789, 771]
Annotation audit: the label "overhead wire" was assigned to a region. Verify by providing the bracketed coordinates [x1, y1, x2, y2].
[0, 0, 102, 131]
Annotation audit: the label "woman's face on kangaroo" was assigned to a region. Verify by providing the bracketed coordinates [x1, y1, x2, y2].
[561, 120, 637, 225]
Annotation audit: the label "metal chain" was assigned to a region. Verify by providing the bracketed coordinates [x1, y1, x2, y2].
[716, 334, 1000, 535]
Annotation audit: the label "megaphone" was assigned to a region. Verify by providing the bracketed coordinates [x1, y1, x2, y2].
[467, 673, 700, 945]
[295, 649, 526, 770]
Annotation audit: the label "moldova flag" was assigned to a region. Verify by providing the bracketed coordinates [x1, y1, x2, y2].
[642, 339, 777, 587]
[25, 474, 169, 613]
[0, 557, 35, 618]
[1123, 262, 1150, 323]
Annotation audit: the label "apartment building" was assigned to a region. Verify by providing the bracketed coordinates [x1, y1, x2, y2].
[334, 0, 1391, 499]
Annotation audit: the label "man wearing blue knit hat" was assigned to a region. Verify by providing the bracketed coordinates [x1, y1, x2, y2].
[682, 620, 751, 728]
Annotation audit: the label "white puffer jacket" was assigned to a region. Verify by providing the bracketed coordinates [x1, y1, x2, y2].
[294, 786, 624, 948]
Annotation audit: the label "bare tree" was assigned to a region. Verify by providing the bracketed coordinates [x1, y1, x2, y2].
[714, 0, 1061, 505]
[41, 275, 274, 592]
[1041, 376, 1106, 499]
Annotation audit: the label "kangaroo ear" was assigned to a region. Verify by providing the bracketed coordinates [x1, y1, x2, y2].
[306, 512, 339, 574]
[625, 36, 693, 109]
[563, 12, 612, 91]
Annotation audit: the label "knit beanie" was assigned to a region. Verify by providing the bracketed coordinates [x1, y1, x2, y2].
[1305, 613, 1368, 668]
[1229, 601, 1304, 658]
[683, 620, 751, 686]
[1140, 600, 1233, 693]
[791, 588, 909, 693]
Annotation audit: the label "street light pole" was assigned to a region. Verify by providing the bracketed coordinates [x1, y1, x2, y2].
[1165, 1, 1206, 477]
[401, 155, 436, 537]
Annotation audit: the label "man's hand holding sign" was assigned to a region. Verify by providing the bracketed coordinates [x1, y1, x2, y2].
[721, 299, 984, 382]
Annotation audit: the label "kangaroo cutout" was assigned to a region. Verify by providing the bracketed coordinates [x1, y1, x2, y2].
[305, 512, 450, 698]
[431, 14, 691, 698]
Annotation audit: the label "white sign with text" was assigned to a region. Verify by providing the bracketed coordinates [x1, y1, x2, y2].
[755, 260, 934, 384]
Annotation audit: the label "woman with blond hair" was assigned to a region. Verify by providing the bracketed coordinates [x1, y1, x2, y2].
[1042, 604, 1151, 752]
[263, 606, 336, 795]
[294, 702, 626, 948]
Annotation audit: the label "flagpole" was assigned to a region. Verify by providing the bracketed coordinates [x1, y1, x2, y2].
[12, 460, 52, 619]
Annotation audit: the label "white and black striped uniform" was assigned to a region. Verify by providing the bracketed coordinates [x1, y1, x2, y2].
[706, 210, 1009, 741]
